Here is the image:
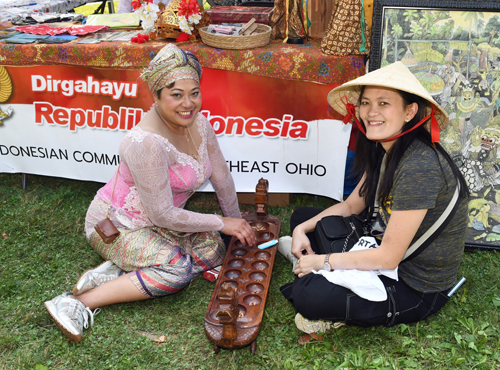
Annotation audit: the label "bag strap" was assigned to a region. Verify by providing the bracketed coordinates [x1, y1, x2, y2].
[402, 183, 461, 262]
[106, 162, 121, 218]
[366, 154, 386, 223]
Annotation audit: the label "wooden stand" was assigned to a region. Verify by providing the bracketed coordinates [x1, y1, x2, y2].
[306, 0, 374, 39]
[204, 178, 281, 354]
[307, 0, 335, 39]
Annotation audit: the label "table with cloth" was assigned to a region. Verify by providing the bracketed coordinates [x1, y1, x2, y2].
[0, 0, 95, 22]
[0, 37, 364, 200]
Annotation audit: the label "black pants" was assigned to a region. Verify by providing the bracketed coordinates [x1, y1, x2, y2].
[280, 207, 450, 327]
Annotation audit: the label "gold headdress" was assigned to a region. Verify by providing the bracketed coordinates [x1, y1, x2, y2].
[153, 0, 182, 40]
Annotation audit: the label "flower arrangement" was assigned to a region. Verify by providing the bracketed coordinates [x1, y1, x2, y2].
[177, 0, 201, 35]
[131, 0, 160, 31]
[131, 32, 150, 43]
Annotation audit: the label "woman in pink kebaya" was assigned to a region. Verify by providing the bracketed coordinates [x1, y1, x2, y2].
[44, 44, 254, 343]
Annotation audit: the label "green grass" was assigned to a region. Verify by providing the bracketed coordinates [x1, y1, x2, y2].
[0, 173, 499, 369]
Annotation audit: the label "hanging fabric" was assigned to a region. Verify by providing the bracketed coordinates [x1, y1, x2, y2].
[320, 0, 370, 56]
[269, 0, 308, 42]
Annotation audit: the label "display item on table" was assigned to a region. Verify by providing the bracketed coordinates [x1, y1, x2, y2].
[206, 6, 274, 25]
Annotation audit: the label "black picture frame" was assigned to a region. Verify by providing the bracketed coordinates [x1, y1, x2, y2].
[370, 0, 500, 250]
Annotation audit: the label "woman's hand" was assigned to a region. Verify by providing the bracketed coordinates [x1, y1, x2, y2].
[221, 217, 256, 246]
[294, 254, 324, 278]
[291, 226, 314, 258]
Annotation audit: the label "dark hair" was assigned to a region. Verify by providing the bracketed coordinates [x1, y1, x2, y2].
[352, 86, 469, 208]
[156, 82, 176, 99]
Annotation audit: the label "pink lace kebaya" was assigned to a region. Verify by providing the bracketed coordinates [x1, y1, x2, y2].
[85, 111, 241, 237]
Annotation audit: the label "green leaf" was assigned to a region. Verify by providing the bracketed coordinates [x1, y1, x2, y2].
[468, 341, 478, 351]
[493, 296, 500, 307]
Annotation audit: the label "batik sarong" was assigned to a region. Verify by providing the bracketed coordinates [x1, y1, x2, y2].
[88, 227, 225, 297]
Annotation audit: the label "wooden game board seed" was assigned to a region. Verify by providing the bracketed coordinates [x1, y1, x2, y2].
[252, 225, 266, 231]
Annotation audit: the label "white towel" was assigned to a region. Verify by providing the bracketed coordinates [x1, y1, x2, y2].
[313, 236, 398, 302]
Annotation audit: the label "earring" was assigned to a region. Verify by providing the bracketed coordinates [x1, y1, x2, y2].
[405, 119, 409, 123]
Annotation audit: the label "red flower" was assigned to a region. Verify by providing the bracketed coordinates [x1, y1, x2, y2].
[176, 32, 190, 42]
[131, 0, 141, 10]
[131, 33, 150, 43]
[178, 0, 199, 17]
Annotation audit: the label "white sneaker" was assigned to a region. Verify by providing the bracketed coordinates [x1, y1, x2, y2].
[44, 292, 100, 343]
[278, 236, 299, 271]
[295, 313, 345, 334]
[73, 261, 124, 295]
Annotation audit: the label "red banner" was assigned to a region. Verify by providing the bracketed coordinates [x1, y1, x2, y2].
[6, 66, 343, 122]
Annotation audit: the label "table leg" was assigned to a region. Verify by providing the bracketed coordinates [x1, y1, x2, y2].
[93, 0, 107, 14]
[21, 173, 27, 190]
[107, 0, 115, 13]
[250, 340, 257, 354]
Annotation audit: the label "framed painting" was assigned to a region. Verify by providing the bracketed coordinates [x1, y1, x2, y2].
[370, 0, 500, 250]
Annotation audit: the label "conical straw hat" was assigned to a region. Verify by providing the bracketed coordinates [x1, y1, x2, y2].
[327, 61, 449, 130]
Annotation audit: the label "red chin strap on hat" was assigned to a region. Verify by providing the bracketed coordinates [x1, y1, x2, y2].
[341, 96, 441, 144]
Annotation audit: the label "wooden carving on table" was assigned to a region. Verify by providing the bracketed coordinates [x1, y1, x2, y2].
[204, 178, 281, 354]
[215, 282, 239, 342]
[306, 0, 335, 39]
[150, 0, 210, 40]
[150, 1, 182, 40]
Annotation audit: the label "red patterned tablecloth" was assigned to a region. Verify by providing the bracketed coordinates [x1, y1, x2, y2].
[0, 38, 365, 85]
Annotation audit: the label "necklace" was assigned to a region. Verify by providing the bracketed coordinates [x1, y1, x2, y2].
[186, 126, 200, 161]
[154, 104, 200, 161]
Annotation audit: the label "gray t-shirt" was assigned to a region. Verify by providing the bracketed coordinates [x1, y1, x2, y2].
[380, 140, 467, 293]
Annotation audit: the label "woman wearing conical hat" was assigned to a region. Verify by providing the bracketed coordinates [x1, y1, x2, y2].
[280, 62, 469, 337]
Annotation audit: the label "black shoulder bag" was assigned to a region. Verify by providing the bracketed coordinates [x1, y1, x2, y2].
[314, 184, 460, 262]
